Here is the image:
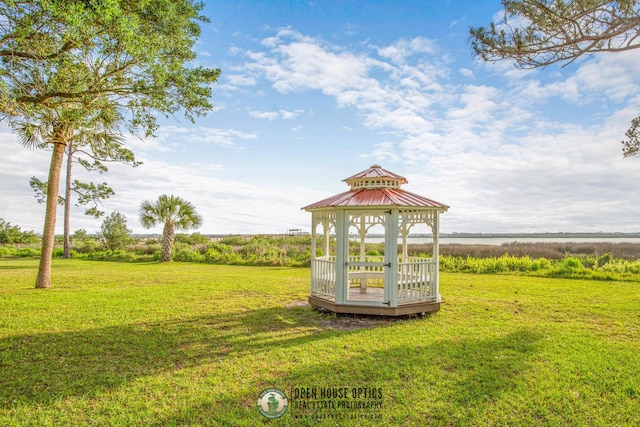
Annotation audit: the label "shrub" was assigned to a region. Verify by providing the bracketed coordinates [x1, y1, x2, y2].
[76, 240, 102, 254]
[204, 243, 234, 263]
[0, 218, 39, 244]
[531, 257, 552, 271]
[561, 257, 583, 270]
[86, 250, 154, 263]
[217, 236, 250, 246]
[175, 232, 210, 245]
[597, 253, 613, 267]
[17, 247, 40, 258]
[236, 238, 285, 266]
[173, 248, 203, 263]
[0, 246, 17, 257]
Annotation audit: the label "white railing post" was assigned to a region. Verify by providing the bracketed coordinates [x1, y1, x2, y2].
[335, 209, 348, 304]
[386, 210, 399, 307]
[310, 217, 317, 295]
[432, 213, 440, 302]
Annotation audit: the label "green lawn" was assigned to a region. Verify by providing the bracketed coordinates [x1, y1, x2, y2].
[0, 259, 638, 426]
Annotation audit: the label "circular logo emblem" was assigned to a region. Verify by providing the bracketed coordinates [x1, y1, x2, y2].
[257, 388, 288, 419]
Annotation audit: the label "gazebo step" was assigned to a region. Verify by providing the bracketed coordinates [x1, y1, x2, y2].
[308, 295, 440, 317]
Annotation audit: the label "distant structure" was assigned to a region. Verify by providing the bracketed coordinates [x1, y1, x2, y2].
[287, 228, 306, 236]
[302, 165, 448, 316]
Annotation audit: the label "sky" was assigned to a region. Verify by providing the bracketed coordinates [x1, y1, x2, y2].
[1, 0, 640, 235]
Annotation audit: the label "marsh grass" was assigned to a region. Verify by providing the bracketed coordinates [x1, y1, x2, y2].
[0, 259, 639, 426]
[4, 239, 640, 283]
[424, 241, 640, 260]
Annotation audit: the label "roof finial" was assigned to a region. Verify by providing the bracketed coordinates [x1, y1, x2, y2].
[370, 164, 381, 168]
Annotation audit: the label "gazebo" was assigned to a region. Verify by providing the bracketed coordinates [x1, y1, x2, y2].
[302, 165, 449, 316]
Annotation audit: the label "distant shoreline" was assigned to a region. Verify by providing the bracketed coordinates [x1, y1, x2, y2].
[133, 232, 640, 239]
[440, 232, 640, 239]
[367, 232, 640, 239]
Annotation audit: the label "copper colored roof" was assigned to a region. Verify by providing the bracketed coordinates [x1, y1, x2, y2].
[302, 188, 448, 210]
[343, 164, 408, 185]
[302, 165, 448, 211]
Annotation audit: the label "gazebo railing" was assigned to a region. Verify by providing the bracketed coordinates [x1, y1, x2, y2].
[398, 258, 435, 302]
[347, 256, 385, 287]
[311, 255, 436, 303]
[311, 256, 336, 296]
[348, 255, 384, 264]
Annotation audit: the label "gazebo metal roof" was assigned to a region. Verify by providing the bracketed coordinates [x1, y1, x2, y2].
[343, 164, 408, 184]
[302, 164, 449, 211]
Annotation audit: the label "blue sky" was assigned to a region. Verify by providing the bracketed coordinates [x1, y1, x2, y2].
[1, 0, 640, 235]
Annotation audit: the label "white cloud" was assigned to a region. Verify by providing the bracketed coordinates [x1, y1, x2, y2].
[242, 30, 456, 149]
[227, 74, 257, 86]
[459, 68, 474, 79]
[131, 126, 257, 151]
[279, 109, 303, 119]
[3, 23, 640, 236]
[0, 129, 323, 235]
[237, 29, 640, 232]
[250, 109, 304, 120]
[568, 51, 640, 102]
[249, 111, 280, 120]
[375, 37, 438, 64]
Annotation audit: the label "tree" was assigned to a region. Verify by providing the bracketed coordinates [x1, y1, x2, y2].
[30, 175, 115, 220]
[29, 127, 140, 258]
[139, 195, 203, 262]
[0, 218, 39, 244]
[16, 105, 125, 286]
[469, 0, 640, 157]
[1, 1, 220, 288]
[72, 228, 88, 243]
[98, 211, 132, 251]
[31, 174, 114, 256]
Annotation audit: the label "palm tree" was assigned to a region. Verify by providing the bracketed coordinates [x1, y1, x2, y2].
[9, 105, 119, 288]
[30, 110, 128, 259]
[139, 195, 203, 262]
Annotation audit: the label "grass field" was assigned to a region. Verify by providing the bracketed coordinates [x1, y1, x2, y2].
[1, 259, 639, 426]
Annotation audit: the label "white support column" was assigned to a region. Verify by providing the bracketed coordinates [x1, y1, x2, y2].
[359, 214, 366, 263]
[432, 212, 440, 302]
[310, 216, 317, 295]
[385, 210, 399, 307]
[335, 209, 348, 304]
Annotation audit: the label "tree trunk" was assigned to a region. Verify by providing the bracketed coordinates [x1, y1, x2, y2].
[63, 141, 73, 258]
[36, 137, 67, 288]
[161, 221, 175, 262]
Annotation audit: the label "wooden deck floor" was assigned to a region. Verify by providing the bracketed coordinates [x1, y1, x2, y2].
[347, 287, 431, 302]
[347, 287, 384, 302]
[309, 288, 440, 316]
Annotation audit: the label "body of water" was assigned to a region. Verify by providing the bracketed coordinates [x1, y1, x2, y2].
[364, 237, 640, 245]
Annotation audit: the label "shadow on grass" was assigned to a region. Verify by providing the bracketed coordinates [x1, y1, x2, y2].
[152, 328, 543, 426]
[293, 329, 542, 425]
[0, 305, 348, 408]
[1, 302, 543, 425]
[0, 264, 35, 270]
